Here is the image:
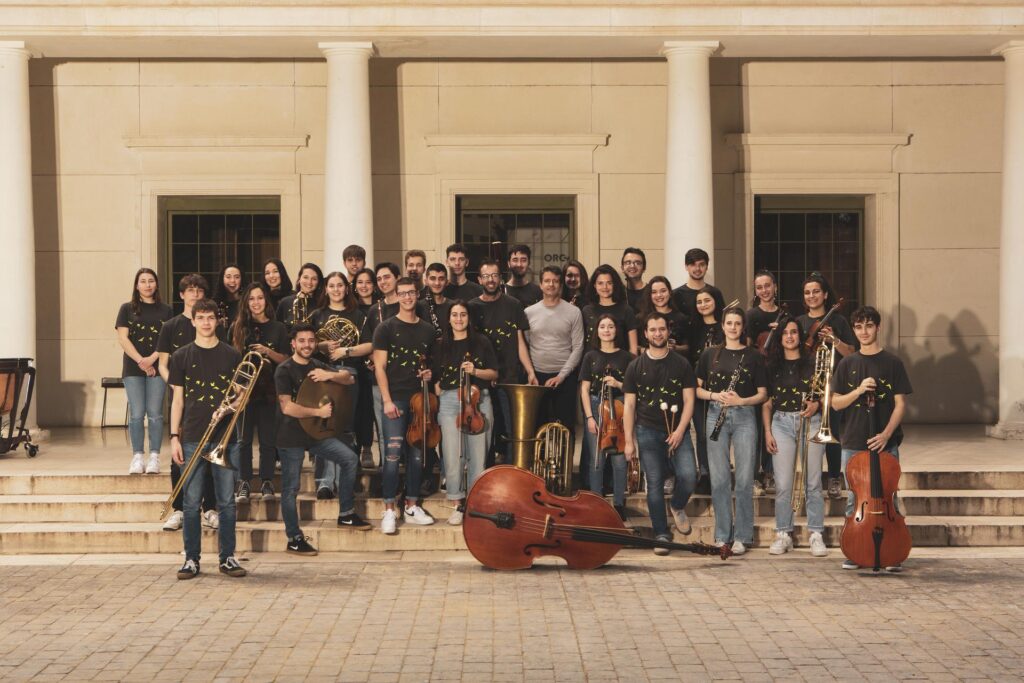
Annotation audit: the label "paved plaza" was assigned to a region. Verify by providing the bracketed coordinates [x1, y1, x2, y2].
[0, 550, 1022, 682]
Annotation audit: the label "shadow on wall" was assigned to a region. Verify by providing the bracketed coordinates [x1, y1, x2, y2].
[368, 60, 406, 258]
[897, 304, 997, 424]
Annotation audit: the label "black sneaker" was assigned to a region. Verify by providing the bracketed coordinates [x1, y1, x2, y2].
[176, 558, 199, 580]
[614, 505, 627, 521]
[827, 477, 843, 499]
[695, 476, 711, 495]
[286, 535, 318, 555]
[316, 486, 335, 500]
[419, 478, 437, 497]
[219, 556, 247, 577]
[235, 480, 250, 502]
[338, 512, 372, 530]
[260, 480, 276, 500]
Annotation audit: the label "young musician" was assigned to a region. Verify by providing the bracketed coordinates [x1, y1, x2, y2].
[417, 263, 453, 341]
[621, 247, 648, 311]
[213, 264, 245, 332]
[505, 244, 543, 308]
[351, 266, 379, 467]
[830, 306, 913, 571]
[229, 283, 289, 502]
[637, 276, 688, 355]
[404, 249, 427, 296]
[763, 318, 828, 557]
[353, 267, 379, 313]
[372, 277, 438, 533]
[275, 323, 370, 556]
[672, 248, 726, 320]
[261, 258, 293, 313]
[696, 307, 768, 555]
[562, 260, 590, 310]
[582, 265, 639, 355]
[687, 287, 724, 490]
[579, 314, 634, 519]
[433, 301, 498, 525]
[168, 300, 245, 580]
[343, 244, 367, 282]
[116, 268, 173, 475]
[444, 243, 484, 301]
[622, 312, 697, 554]
[746, 270, 780, 351]
[277, 263, 324, 329]
[310, 272, 371, 499]
[362, 262, 402, 460]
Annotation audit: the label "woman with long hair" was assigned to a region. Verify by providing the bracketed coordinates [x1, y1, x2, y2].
[229, 282, 289, 501]
[213, 263, 245, 331]
[581, 264, 639, 355]
[695, 307, 768, 555]
[277, 262, 324, 328]
[350, 266, 379, 467]
[261, 258, 294, 313]
[561, 260, 590, 309]
[115, 268, 174, 474]
[637, 275, 688, 355]
[746, 269, 780, 351]
[685, 286, 725, 488]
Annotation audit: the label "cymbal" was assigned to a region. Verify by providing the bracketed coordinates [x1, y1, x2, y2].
[296, 377, 353, 441]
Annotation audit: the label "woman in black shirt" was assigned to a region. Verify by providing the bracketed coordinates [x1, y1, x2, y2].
[561, 260, 590, 310]
[353, 267, 379, 315]
[213, 263, 245, 332]
[261, 258, 293, 314]
[687, 286, 724, 483]
[582, 264, 639, 354]
[277, 263, 325, 328]
[351, 266, 379, 467]
[637, 276, 689, 355]
[746, 269, 781, 353]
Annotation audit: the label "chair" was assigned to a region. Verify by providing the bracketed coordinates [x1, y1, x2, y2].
[100, 377, 128, 428]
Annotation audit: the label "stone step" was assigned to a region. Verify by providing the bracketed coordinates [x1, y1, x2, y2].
[899, 471, 1024, 490]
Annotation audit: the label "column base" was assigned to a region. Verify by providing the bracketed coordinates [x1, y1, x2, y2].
[986, 422, 1024, 440]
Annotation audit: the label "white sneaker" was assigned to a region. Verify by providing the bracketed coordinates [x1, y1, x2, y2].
[809, 531, 829, 557]
[202, 509, 219, 530]
[162, 510, 184, 531]
[145, 453, 160, 474]
[404, 505, 435, 526]
[447, 506, 464, 526]
[128, 453, 145, 475]
[731, 540, 747, 556]
[381, 509, 397, 535]
[769, 531, 793, 555]
[653, 534, 672, 556]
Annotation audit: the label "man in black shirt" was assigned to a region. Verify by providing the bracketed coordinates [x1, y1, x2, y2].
[343, 244, 366, 282]
[505, 244, 543, 308]
[830, 306, 913, 571]
[443, 243, 485, 301]
[416, 262, 453, 340]
[671, 248, 726, 320]
[622, 247, 647, 311]
[404, 249, 426, 295]
[168, 300, 245, 580]
[373, 277, 439, 534]
[275, 324, 369, 555]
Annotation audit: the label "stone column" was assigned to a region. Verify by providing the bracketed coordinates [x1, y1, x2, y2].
[990, 41, 1024, 439]
[661, 41, 719, 286]
[0, 41, 36, 361]
[319, 42, 375, 268]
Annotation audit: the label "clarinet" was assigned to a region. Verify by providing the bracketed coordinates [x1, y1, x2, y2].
[428, 298, 442, 340]
[709, 361, 743, 442]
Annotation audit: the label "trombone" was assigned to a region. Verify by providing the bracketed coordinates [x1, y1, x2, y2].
[810, 334, 838, 445]
[159, 351, 266, 520]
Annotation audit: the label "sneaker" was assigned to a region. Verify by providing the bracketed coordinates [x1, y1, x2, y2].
[663, 476, 675, 495]
[162, 510, 184, 531]
[809, 531, 828, 557]
[202, 509, 219, 530]
[316, 486, 335, 500]
[360, 447, 375, 469]
[447, 504, 464, 526]
[145, 453, 160, 474]
[129, 453, 145, 475]
[613, 505, 627, 522]
[338, 512, 372, 530]
[381, 509, 397, 535]
[286, 535, 318, 556]
[419, 479, 437, 497]
[841, 559, 860, 570]
[176, 558, 199, 580]
[653, 534, 671, 556]
[260, 480, 275, 500]
[235, 480, 251, 503]
[769, 531, 793, 555]
[404, 505, 435, 526]
[670, 507, 691, 535]
[731, 540, 747, 556]
[827, 477, 843, 499]
[885, 563, 904, 573]
[218, 557, 247, 577]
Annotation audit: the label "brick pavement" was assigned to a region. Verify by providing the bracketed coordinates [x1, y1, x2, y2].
[0, 552, 1022, 682]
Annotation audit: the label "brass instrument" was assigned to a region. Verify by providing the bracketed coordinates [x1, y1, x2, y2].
[291, 291, 313, 325]
[497, 383, 550, 469]
[159, 351, 265, 520]
[316, 316, 360, 347]
[532, 421, 572, 496]
[810, 336, 838, 445]
[792, 392, 811, 515]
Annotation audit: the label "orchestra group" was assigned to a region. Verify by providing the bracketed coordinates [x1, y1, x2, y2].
[114, 244, 912, 579]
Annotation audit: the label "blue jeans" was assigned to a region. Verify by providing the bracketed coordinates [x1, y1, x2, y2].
[842, 445, 900, 518]
[181, 441, 239, 563]
[636, 423, 698, 538]
[237, 398, 278, 483]
[770, 411, 825, 533]
[585, 395, 626, 506]
[380, 397, 423, 504]
[438, 389, 493, 500]
[706, 404, 758, 545]
[316, 368, 358, 492]
[280, 439, 358, 539]
[123, 375, 165, 453]
[493, 385, 513, 463]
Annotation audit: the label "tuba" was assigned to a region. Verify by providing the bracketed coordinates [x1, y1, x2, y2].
[532, 421, 572, 496]
[810, 335, 839, 445]
[497, 383, 550, 469]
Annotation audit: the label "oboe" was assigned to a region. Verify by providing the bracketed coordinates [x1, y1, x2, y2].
[709, 363, 742, 442]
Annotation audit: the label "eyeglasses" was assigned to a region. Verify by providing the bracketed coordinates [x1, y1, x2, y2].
[396, 290, 418, 299]
[479, 273, 501, 280]
[622, 260, 643, 267]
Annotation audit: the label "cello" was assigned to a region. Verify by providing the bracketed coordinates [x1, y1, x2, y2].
[839, 390, 912, 571]
[463, 466, 731, 569]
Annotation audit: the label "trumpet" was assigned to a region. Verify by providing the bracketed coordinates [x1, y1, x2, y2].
[159, 351, 265, 520]
[291, 291, 313, 325]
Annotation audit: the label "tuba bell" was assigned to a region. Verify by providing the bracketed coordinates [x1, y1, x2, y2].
[532, 421, 572, 496]
[497, 383, 550, 469]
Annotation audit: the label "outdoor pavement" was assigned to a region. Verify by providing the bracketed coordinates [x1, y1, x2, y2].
[1, 549, 1023, 682]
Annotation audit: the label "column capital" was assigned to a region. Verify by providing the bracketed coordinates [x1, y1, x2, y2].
[661, 41, 720, 59]
[993, 40, 1024, 58]
[0, 40, 31, 60]
[319, 42, 376, 60]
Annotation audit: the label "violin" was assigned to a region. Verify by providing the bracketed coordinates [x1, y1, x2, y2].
[755, 303, 787, 356]
[804, 298, 845, 350]
[456, 352, 486, 435]
[406, 355, 441, 450]
[839, 390, 912, 571]
[463, 466, 731, 570]
[597, 365, 625, 456]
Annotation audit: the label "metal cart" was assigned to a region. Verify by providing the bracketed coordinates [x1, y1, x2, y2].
[0, 358, 39, 457]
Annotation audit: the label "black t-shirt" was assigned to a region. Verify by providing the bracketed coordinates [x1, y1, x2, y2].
[156, 313, 197, 356]
[746, 305, 780, 348]
[360, 300, 400, 384]
[831, 350, 913, 451]
[625, 286, 645, 311]
[468, 295, 531, 384]
[636, 309, 689, 350]
[768, 357, 815, 413]
[578, 349, 635, 398]
[695, 347, 768, 399]
[444, 280, 484, 302]
[564, 290, 589, 310]
[622, 351, 697, 430]
[505, 282, 543, 308]
[416, 298, 454, 341]
[167, 341, 242, 443]
[581, 301, 638, 350]
[310, 307, 367, 370]
[266, 286, 291, 315]
[672, 283, 726, 321]
[276, 293, 311, 329]
[115, 301, 174, 378]
[372, 316, 436, 401]
[797, 312, 856, 352]
[687, 319, 723, 369]
[432, 335, 498, 391]
[274, 357, 334, 448]
[233, 319, 290, 400]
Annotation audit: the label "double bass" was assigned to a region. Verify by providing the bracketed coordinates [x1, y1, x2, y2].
[463, 466, 731, 569]
[839, 390, 912, 571]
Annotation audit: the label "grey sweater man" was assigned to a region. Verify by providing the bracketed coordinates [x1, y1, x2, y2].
[524, 299, 584, 379]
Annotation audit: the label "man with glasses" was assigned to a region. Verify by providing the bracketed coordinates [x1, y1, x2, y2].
[622, 247, 648, 310]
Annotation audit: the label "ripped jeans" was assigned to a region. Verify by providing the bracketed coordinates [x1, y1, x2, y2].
[379, 397, 423, 505]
